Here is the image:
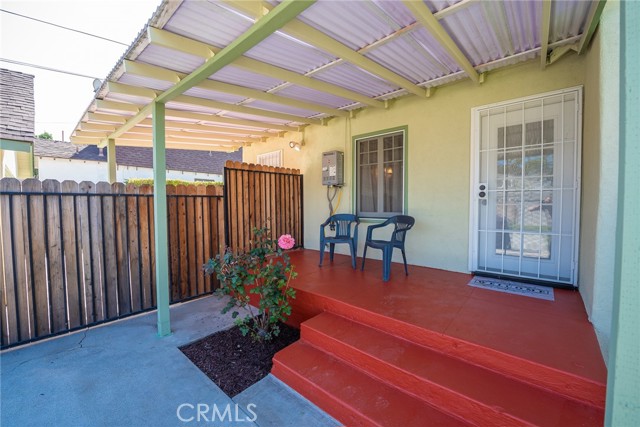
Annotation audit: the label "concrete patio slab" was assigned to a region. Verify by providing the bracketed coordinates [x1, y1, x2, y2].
[1, 296, 334, 427]
[234, 375, 340, 427]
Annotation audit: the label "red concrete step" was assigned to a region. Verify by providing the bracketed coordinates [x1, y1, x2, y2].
[272, 341, 472, 427]
[294, 290, 606, 408]
[301, 312, 604, 427]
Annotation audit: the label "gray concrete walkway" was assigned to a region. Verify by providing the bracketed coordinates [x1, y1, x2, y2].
[1, 296, 338, 427]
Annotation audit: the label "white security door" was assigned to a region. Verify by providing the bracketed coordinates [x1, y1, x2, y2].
[471, 88, 581, 285]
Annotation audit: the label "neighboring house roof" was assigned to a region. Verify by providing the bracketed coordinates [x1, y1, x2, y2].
[0, 68, 35, 143]
[33, 138, 242, 175]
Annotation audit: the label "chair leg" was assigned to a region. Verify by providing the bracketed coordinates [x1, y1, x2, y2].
[383, 246, 391, 282]
[319, 239, 325, 266]
[401, 248, 409, 275]
[329, 243, 335, 262]
[349, 242, 357, 269]
[361, 245, 368, 271]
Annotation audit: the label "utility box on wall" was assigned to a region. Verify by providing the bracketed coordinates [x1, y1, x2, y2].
[322, 150, 344, 186]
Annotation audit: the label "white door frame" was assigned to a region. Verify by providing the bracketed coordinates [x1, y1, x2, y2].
[468, 86, 583, 286]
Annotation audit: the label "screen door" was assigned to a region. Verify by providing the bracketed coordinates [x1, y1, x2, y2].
[471, 88, 581, 285]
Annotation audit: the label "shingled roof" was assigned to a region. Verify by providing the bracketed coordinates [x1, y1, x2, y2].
[0, 68, 35, 143]
[33, 138, 242, 175]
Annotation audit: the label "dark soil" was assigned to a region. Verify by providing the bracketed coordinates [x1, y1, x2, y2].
[180, 323, 300, 397]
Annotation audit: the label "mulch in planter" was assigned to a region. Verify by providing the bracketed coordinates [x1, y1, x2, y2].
[180, 323, 300, 397]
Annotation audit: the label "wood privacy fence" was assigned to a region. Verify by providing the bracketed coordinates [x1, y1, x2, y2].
[224, 161, 304, 252]
[0, 178, 224, 349]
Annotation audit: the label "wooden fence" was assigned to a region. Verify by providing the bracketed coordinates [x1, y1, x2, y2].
[224, 161, 304, 252]
[0, 178, 224, 348]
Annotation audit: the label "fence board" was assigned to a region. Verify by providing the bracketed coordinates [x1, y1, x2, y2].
[82, 180, 104, 322]
[112, 182, 131, 316]
[195, 186, 205, 295]
[96, 182, 118, 318]
[186, 185, 197, 298]
[22, 179, 50, 337]
[1, 178, 20, 344]
[138, 185, 153, 309]
[76, 182, 94, 324]
[166, 185, 178, 302]
[126, 184, 142, 313]
[60, 181, 82, 329]
[175, 185, 187, 299]
[43, 179, 67, 333]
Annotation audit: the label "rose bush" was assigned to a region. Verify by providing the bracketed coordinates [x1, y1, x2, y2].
[204, 227, 297, 342]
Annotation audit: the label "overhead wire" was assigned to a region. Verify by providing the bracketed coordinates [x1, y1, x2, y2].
[0, 58, 101, 80]
[0, 8, 129, 46]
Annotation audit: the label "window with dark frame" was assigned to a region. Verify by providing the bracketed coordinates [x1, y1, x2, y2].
[356, 130, 405, 218]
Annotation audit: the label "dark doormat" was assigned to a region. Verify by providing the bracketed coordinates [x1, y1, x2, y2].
[468, 276, 555, 301]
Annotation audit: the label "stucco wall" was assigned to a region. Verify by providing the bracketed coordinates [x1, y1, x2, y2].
[244, 55, 588, 274]
[579, 2, 620, 363]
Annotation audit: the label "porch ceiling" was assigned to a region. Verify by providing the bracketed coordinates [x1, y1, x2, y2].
[72, 0, 603, 152]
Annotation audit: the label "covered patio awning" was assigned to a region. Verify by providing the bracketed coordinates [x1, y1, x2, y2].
[68, 0, 606, 339]
[71, 0, 604, 152]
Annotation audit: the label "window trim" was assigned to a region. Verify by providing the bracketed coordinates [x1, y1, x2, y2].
[352, 125, 408, 219]
[256, 149, 283, 167]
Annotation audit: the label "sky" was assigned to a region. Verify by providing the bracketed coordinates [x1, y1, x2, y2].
[1, 0, 160, 140]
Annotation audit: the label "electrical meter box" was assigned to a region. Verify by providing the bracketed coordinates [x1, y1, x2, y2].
[322, 150, 344, 186]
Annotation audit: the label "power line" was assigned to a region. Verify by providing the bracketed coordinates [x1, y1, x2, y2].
[0, 58, 102, 80]
[0, 8, 129, 46]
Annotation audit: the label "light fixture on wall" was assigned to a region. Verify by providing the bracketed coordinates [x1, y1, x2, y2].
[289, 140, 305, 151]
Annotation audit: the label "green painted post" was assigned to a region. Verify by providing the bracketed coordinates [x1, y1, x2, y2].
[107, 138, 117, 184]
[152, 101, 171, 337]
[605, 2, 640, 425]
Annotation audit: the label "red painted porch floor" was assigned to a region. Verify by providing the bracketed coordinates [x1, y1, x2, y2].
[273, 249, 607, 426]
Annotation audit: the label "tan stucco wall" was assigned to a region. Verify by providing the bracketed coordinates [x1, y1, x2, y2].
[579, 1, 620, 362]
[245, 55, 588, 273]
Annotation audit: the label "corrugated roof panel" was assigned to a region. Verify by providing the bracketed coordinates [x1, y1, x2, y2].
[163, 0, 253, 49]
[312, 62, 399, 98]
[245, 32, 337, 74]
[183, 87, 247, 105]
[208, 66, 285, 92]
[437, 1, 540, 66]
[296, 1, 402, 50]
[370, 0, 419, 27]
[423, 0, 456, 14]
[118, 73, 173, 92]
[364, 31, 458, 83]
[136, 44, 203, 74]
[407, 28, 462, 72]
[550, 1, 591, 43]
[275, 85, 354, 109]
[437, 2, 503, 65]
[243, 100, 318, 118]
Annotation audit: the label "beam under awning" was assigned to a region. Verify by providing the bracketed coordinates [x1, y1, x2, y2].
[402, 0, 481, 84]
[146, 27, 385, 109]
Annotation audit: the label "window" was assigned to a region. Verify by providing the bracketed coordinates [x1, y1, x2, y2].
[356, 129, 405, 217]
[256, 150, 283, 167]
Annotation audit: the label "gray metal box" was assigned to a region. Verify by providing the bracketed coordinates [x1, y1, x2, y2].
[322, 150, 344, 186]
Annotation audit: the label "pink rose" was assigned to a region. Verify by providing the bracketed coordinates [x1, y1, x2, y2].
[278, 234, 295, 250]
